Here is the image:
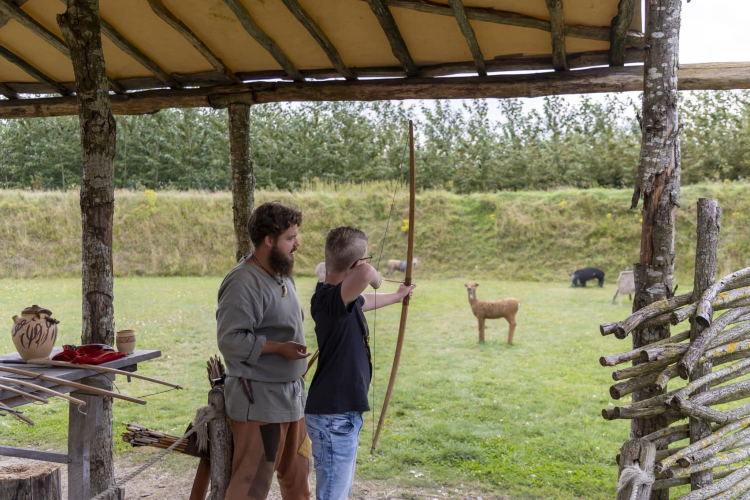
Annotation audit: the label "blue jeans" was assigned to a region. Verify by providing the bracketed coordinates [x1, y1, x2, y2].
[305, 412, 364, 500]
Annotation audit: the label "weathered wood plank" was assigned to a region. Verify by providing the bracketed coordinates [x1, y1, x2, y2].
[0, 44, 71, 95]
[610, 0, 638, 66]
[0, 445, 68, 463]
[447, 0, 485, 76]
[147, 0, 240, 84]
[279, 0, 354, 80]
[221, 0, 303, 81]
[207, 385, 232, 499]
[375, 0, 645, 48]
[544, 0, 568, 71]
[0, 0, 69, 56]
[365, 0, 420, 77]
[617, 438, 656, 500]
[2, 63, 750, 118]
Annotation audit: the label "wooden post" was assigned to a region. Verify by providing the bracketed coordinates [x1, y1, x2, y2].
[208, 385, 232, 499]
[228, 102, 255, 262]
[688, 199, 721, 490]
[617, 438, 656, 500]
[67, 376, 113, 499]
[629, 2, 682, 498]
[57, 1, 117, 496]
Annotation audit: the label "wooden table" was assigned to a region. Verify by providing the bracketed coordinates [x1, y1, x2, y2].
[0, 348, 161, 499]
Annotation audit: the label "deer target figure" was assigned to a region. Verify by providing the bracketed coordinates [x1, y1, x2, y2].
[386, 257, 418, 279]
[464, 282, 521, 344]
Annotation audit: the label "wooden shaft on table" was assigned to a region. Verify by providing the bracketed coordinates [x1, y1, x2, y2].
[22, 359, 183, 389]
[0, 383, 48, 403]
[0, 376, 86, 405]
[371, 119, 416, 454]
[0, 365, 145, 405]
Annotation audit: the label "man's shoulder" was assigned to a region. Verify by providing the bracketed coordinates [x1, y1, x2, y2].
[219, 261, 263, 298]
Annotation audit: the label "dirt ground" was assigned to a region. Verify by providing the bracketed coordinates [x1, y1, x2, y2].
[0, 455, 503, 500]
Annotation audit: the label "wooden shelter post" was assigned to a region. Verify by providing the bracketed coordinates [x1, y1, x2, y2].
[630, 1, 682, 498]
[57, 0, 116, 495]
[228, 103, 255, 261]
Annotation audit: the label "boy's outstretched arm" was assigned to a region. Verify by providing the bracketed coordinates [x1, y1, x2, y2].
[341, 263, 382, 306]
[362, 283, 416, 312]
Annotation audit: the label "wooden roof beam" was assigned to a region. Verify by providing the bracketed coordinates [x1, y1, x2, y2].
[0, 0, 126, 93]
[221, 0, 303, 82]
[365, 0, 420, 77]
[0, 0, 28, 29]
[545, 0, 568, 71]
[279, 0, 354, 80]
[57, 0, 181, 89]
[610, 0, 638, 66]
[0, 82, 18, 99]
[376, 0, 645, 48]
[147, 0, 240, 84]
[0, 43, 70, 95]
[3, 62, 750, 118]
[447, 0, 485, 77]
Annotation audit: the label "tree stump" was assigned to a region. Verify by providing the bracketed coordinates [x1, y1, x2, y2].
[0, 462, 61, 500]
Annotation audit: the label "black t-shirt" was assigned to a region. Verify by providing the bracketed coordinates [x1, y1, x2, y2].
[306, 282, 372, 414]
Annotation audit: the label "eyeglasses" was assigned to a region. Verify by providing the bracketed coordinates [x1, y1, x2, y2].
[350, 255, 373, 269]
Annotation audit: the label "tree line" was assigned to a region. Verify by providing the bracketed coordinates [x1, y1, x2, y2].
[0, 91, 748, 193]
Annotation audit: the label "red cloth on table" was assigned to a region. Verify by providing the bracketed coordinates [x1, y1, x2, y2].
[52, 344, 126, 365]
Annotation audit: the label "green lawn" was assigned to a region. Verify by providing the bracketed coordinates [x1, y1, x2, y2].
[1, 276, 656, 498]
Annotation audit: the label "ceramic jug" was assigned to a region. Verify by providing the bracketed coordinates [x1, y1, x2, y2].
[11, 305, 59, 360]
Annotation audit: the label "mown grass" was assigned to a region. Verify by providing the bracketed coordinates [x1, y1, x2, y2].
[1, 275, 668, 499]
[1, 181, 749, 283]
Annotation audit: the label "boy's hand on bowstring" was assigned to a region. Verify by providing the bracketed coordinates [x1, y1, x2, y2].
[278, 341, 311, 360]
[396, 283, 417, 299]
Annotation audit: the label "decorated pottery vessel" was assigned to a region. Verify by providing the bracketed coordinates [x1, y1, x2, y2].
[11, 305, 59, 360]
[116, 329, 137, 355]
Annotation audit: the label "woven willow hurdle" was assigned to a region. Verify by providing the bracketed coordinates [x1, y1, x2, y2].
[600, 199, 750, 499]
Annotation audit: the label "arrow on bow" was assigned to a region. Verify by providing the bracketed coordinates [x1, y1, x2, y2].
[371, 119, 416, 454]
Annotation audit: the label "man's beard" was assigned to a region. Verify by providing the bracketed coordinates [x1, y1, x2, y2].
[269, 242, 295, 277]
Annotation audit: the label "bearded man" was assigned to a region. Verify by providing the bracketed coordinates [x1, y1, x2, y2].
[216, 202, 312, 500]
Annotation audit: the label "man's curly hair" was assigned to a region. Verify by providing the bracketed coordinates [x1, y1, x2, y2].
[247, 202, 303, 247]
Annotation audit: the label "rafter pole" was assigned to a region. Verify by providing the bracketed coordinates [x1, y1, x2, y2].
[374, 0, 644, 48]
[545, 0, 568, 71]
[365, 0, 420, 77]
[610, 0, 638, 66]
[279, 0, 354, 80]
[57, 0, 181, 88]
[147, 0, 240, 84]
[221, 0, 303, 82]
[4, 62, 750, 118]
[0, 43, 71, 95]
[0, 82, 18, 99]
[447, 0, 485, 76]
[0, 0, 29, 30]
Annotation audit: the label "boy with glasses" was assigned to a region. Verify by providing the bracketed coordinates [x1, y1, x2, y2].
[306, 226, 416, 499]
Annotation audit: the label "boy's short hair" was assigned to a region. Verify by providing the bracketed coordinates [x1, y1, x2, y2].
[325, 226, 368, 273]
[247, 202, 303, 247]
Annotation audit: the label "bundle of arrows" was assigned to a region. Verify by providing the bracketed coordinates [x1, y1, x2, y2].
[121, 422, 187, 454]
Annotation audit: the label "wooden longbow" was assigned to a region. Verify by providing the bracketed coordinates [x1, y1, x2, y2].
[371, 120, 416, 454]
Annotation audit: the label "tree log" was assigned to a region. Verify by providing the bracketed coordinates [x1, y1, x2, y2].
[0, 462, 61, 500]
[544, 0, 567, 72]
[653, 466, 743, 490]
[601, 330, 690, 366]
[57, 1, 116, 495]
[447, 0, 485, 76]
[228, 103, 255, 263]
[680, 425, 750, 468]
[657, 418, 750, 473]
[365, 0, 419, 77]
[609, 0, 638, 66]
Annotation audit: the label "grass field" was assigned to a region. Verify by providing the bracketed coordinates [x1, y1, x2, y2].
[0, 275, 670, 499]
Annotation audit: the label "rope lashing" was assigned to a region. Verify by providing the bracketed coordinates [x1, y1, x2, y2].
[617, 464, 655, 500]
[90, 405, 220, 500]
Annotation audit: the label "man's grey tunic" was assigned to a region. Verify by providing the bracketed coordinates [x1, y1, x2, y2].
[216, 259, 306, 423]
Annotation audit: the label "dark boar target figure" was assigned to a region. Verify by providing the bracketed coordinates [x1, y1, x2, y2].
[570, 267, 605, 287]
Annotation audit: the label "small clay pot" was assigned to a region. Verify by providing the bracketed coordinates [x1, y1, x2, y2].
[11, 305, 59, 360]
[116, 330, 137, 355]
